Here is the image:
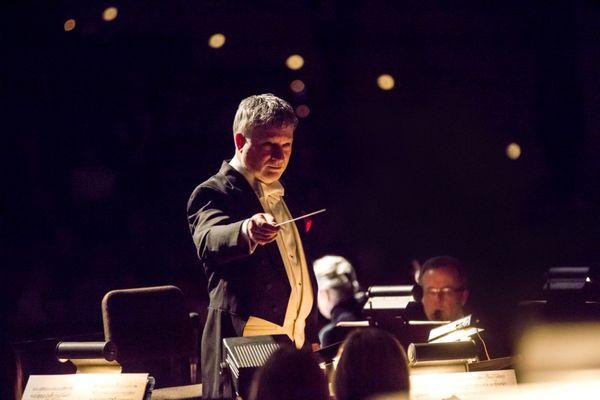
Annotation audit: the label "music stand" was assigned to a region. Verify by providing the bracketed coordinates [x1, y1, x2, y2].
[222, 335, 292, 399]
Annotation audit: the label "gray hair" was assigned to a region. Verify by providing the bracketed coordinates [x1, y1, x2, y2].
[313, 255, 359, 292]
[232, 93, 298, 137]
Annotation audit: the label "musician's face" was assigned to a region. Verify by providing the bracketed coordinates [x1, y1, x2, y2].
[421, 266, 469, 322]
[235, 124, 294, 184]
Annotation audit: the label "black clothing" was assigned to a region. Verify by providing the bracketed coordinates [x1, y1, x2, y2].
[187, 161, 318, 400]
[319, 298, 363, 347]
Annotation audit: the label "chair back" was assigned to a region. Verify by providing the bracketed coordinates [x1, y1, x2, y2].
[101, 285, 196, 386]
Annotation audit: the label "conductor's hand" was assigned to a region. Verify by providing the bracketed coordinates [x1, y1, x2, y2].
[247, 213, 280, 245]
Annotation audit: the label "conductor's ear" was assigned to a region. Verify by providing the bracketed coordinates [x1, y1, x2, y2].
[234, 133, 246, 151]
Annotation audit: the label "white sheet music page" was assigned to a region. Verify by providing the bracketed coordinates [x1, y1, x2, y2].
[410, 370, 517, 400]
[22, 373, 149, 400]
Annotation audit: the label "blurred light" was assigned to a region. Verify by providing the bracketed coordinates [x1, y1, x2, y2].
[518, 323, 600, 383]
[64, 19, 76, 32]
[377, 74, 395, 90]
[103, 7, 118, 22]
[506, 142, 522, 160]
[290, 79, 305, 93]
[586, 277, 591, 283]
[208, 33, 226, 49]
[286, 54, 304, 70]
[295, 104, 310, 118]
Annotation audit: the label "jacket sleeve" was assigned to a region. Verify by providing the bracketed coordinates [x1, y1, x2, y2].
[187, 184, 253, 268]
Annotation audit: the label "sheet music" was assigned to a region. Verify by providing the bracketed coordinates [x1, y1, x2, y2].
[410, 370, 517, 400]
[22, 373, 149, 400]
[379, 372, 600, 400]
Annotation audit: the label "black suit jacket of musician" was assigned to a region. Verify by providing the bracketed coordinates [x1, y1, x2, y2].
[187, 161, 318, 398]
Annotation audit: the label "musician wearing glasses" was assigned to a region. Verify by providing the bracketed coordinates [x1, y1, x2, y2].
[418, 256, 469, 321]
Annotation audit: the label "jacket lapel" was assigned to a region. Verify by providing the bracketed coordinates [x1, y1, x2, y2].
[218, 161, 289, 281]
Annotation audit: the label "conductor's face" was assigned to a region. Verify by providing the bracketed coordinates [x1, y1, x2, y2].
[236, 124, 294, 184]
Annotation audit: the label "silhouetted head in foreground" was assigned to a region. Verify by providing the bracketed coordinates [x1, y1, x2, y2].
[249, 346, 329, 400]
[334, 328, 410, 400]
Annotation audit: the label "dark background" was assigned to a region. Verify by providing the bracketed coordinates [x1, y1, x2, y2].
[3, 0, 600, 377]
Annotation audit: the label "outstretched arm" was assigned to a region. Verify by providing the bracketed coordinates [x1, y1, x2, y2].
[187, 185, 279, 267]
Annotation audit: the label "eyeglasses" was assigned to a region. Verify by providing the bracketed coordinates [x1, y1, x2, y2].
[424, 286, 465, 298]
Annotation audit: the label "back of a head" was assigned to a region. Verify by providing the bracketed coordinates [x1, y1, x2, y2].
[334, 328, 410, 400]
[313, 255, 359, 293]
[249, 347, 329, 400]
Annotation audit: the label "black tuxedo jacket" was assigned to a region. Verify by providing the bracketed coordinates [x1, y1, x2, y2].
[187, 161, 318, 399]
